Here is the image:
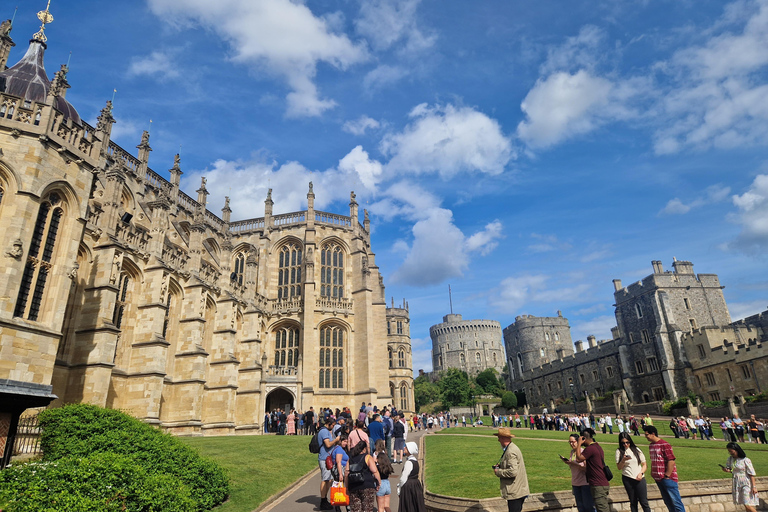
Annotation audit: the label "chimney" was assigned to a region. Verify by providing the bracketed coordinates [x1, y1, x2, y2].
[652, 260, 663, 274]
[613, 279, 623, 292]
[575, 340, 584, 353]
[587, 335, 597, 348]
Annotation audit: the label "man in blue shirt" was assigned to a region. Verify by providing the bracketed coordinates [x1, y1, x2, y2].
[318, 418, 339, 510]
[367, 413, 385, 453]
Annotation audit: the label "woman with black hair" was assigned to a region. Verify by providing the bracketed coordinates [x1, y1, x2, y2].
[616, 432, 650, 512]
[722, 443, 759, 512]
[346, 440, 381, 512]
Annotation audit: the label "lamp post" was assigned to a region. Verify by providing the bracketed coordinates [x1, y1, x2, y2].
[570, 383, 578, 414]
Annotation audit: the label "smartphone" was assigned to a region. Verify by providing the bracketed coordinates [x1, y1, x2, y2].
[559, 454, 568, 462]
[718, 464, 726, 469]
[624, 454, 632, 460]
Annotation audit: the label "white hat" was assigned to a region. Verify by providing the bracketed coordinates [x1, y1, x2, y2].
[405, 441, 418, 456]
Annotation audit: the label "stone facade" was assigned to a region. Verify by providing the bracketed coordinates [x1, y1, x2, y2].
[505, 260, 767, 408]
[387, 299, 414, 411]
[430, 314, 505, 376]
[0, 16, 413, 450]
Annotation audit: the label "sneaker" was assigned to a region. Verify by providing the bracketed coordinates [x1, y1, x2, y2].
[320, 498, 334, 510]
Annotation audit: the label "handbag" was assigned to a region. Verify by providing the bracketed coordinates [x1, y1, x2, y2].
[330, 482, 350, 506]
[603, 464, 614, 481]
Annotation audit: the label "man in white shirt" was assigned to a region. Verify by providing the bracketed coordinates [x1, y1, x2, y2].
[605, 414, 613, 434]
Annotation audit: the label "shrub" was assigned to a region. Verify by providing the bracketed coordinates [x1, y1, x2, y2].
[501, 391, 517, 410]
[0, 404, 228, 512]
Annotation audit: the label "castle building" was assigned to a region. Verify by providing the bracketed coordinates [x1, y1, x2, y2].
[430, 314, 505, 376]
[0, 10, 413, 462]
[505, 260, 766, 407]
[387, 299, 414, 411]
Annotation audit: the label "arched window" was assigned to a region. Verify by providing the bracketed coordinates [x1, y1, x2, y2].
[398, 348, 405, 367]
[274, 326, 300, 367]
[492, 352, 497, 364]
[277, 242, 302, 300]
[555, 332, 560, 341]
[400, 383, 408, 411]
[539, 347, 545, 358]
[517, 353, 524, 374]
[232, 252, 245, 285]
[459, 353, 466, 364]
[14, 192, 64, 321]
[438, 355, 443, 367]
[390, 382, 395, 400]
[112, 272, 131, 330]
[388, 348, 393, 368]
[0, 184, 4, 204]
[319, 324, 344, 389]
[475, 352, 481, 363]
[320, 243, 344, 298]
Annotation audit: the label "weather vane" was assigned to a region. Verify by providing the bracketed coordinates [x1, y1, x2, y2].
[32, 0, 53, 42]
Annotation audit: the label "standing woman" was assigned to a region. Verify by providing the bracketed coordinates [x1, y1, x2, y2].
[398, 442, 426, 512]
[616, 433, 650, 512]
[345, 441, 381, 512]
[287, 408, 296, 435]
[562, 433, 595, 512]
[374, 439, 394, 512]
[722, 443, 760, 512]
[332, 435, 350, 512]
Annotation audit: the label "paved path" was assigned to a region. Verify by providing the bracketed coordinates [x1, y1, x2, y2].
[260, 427, 431, 512]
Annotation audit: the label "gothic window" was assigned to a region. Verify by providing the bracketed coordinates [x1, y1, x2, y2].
[14, 193, 64, 321]
[545, 332, 550, 341]
[274, 326, 300, 367]
[635, 303, 643, 318]
[398, 348, 405, 367]
[400, 383, 408, 411]
[319, 325, 344, 389]
[387, 322, 391, 335]
[388, 348, 393, 368]
[592, 370, 599, 381]
[555, 332, 560, 341]
[557, 381, 563, 390]
[697, 344, 706, 358]
[579, 374, 585, 384]
[642, 329, 651, 343]
[635, 361, 644, 374]
[460, 353, 466, 364]
[232, 252, 245, 286]
[277, 242, 302, 300]
[517, 353, 524, 374]
[438, 355, 443, 367]
[397, 321, 403, 334]
[475, 352, 481, 364]
[112, 273, 131, 329]
[689, 318, 697, 331]
[606, 366, 614, 377]
[320, 243, 344, 298]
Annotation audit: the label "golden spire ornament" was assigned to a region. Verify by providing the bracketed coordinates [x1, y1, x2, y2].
[32, 0, 54, 43]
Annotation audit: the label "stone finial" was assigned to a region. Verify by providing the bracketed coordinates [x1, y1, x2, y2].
[48, 65, 70, 100]
[137, 130, 151, 149]
[308, 181, 314, 194]
[169, 154, 182, 186]
[350, 191, 357, 204]
[96, 100, 115, 133]
[222, 196, 231, 223]
[196, 177, 209, 206]
[265, 188, 273, 216]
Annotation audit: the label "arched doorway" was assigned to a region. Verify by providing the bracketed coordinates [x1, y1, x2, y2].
[265, 388, 294, 413]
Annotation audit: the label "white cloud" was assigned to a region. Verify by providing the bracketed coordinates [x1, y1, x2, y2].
[147, 0, 368, 117]
[465, 220, 503, 256]
[381, 103, 514, 177]
[363, 64, 409, 91]
[342, 115, 381, 136]
[409, 336, 434, 373]
[541, 25, 606, 75]
[337, 145, 383, 190]
[488, 274, 590, 314]
[570, 315, 616, 344]
[354, 0, 435, 54]
[728, 174, 768, 252]
[660, 184, 731, 215]
[727, 299, 768, 321]
[128, 50, 180, 79]
[517, 70, 642, 148]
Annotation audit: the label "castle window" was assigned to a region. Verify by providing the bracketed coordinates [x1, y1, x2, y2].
[709, 392, 721, 401]
[592, 370, 599, 381]
[647, 357, 659, 372]
[727, 368, 733, 381]
[388, 348, 393, 368]
[400, 383, 408, 411]
[319, 325, 343, 388]
[554, 332, 560, 341]
[232, 252, 245, 285]
[606, 366, 614, 378]
[275, 325, 300, 367]
[556, 348, 564, 359]
[460, 353, 466, 365]
[447, 344, 449, 350]
[517, 353, 524, 374]
[695, 375, 702, 387]
[397, 321, 403, 334]
[635, 304, 643, 318]
[684, 298, 691, 310]
[438, 355, 442, 367]
[629, 332, 635, 343]
[387, 322, 391, 335]
[398, 349, 405, 367]
[320, 243, 344, 298]
[277, 242, 302, 300]
[741, 365, 751, 379]
[14, 193, 64, 321]
[689, 318, 697, 331]
[642, 330, 651, 344]
[112, 273, 131, 330]
[705, 372, 716, 386]
[652, 387, 665, 401]
[475, 352, 481, 364]
[545, 332, 550, 341]
[697, 344, 706, 358]
[579, 374, 585, 384]
[539, 348, 545, 358]
[492, 352, 497, 363]
[475, 340, 479, 347]
[557, 381, 563, 390]
[635, 361, 644, 374]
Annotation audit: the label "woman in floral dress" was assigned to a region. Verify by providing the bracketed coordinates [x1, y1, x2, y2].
[722, 443, 759, 512]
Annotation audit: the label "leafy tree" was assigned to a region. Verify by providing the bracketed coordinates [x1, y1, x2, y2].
[414, 374, 440, 411]
[500, 363, 510, 385]
[475, 368, 504, 396]
[438, 368, 472, 407]
[502, 391, 518, 409]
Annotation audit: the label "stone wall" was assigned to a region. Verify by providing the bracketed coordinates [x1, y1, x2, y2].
[430, 314, 506, 376]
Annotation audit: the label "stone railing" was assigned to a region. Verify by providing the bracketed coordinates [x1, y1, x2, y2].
[315, 297, 353, 314]
[145, 169, 172, 195]
[272, 211, 305, 226]
[162, 243, 189, 270]
[177, 191, 196, 213]
[205, 210, 225, 231]
[229, 218, 265, 233]
[52, 115, 97, 159]
[315, 211, 351, 228]
[107, 141, 140, 174]
[267, 365, 298, 377]
[115, 221, 150, 251]
[272, 298, 303, 314]
[0, 95, 43, 127]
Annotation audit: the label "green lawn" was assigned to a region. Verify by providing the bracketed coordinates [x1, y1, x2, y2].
[426, 428, 768, 499]
[180, 435, 317, 512]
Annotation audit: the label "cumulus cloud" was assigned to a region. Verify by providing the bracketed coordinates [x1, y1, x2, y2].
[342, 115, 381, 136]
[465, 220, 503, 256]
[488, 274, 591, 314]
[147, 0, 368, 117]
[381, 103, 514, 177]
[727, 174, 768, 253]
[128, 50, 180, 79]
[727, 299, 768, 321]
[659, 184, 731, 215]
[355, 0, 435, 54]
[517, 70, 643, 148]
[570, 315, 616, 343]
[363, 64, 409, 91]
[540, 25, 606, 75]
[337, 145, 383, 190]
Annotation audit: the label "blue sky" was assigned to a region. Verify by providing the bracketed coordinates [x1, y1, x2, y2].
[9, 0, 768, 374]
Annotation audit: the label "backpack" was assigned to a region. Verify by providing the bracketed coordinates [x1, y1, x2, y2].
[347, 455, 369, 485]
[309, 427, 326, 454]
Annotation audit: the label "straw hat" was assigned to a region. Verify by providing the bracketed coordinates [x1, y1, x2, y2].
[493, 427, 515, 438]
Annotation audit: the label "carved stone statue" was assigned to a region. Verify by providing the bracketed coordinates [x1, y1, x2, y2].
[140, 130, 150, 146]
[5, 239, 23, 259]
[160, 273, 168, 300]
[308, 181, 313, 193]
[109, 253, 122, 284]
[67, 262, 80, 280]
[0, 20, 11, 38]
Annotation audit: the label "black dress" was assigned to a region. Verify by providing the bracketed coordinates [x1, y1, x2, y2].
[399, 459, 426, 512]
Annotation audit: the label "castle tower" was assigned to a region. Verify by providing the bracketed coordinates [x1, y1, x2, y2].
[386, 298, 414, 412]
[430, 314, 506, 377]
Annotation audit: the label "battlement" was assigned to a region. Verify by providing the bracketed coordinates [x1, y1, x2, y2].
[503, 313, 568, 335]
[430, 316, 502, 335]
[614, 259, 723, 301]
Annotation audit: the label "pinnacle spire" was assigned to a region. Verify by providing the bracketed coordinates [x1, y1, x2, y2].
[32, 1, 53, 43]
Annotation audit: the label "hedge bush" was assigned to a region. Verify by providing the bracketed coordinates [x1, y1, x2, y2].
[0, 404, 228, 512]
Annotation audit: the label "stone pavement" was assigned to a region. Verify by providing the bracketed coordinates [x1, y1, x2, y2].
[259, 426, 431, 512]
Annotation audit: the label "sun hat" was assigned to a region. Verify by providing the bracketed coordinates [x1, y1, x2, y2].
[493, 427, 514, 438]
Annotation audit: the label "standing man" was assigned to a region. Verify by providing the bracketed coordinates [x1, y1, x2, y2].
[605, 414, 613, 434]
[643, 426, 686, 512]
[383, 409, 394, 457]
[368, 413, 385, 453]
[318, 418, 339, 510]
[493, 427, 529, 512]
[695, 416, 709, 440]
[575, 428, 611, 512]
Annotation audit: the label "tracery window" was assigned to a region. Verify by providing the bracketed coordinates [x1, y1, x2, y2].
[388, 348, 393, 368]
[475, 352, 481, 363]
[320, 243, 344, 298]
[277, 243, 302, 300]
[112, 273, 131, 329]
[398, 348, 405, 367]
[274, 326, 300, 367]
[319, 324, 344, 389]
[14, 193, 64, 321]
[400, 383, 408, 411]
[232, 252, 245, 286]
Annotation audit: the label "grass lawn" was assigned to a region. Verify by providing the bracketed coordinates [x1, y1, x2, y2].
[426, 428, 768, 499]
[180, 435, 317, 512]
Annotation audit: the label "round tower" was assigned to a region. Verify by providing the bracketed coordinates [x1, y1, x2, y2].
[430, 314, 505, 376]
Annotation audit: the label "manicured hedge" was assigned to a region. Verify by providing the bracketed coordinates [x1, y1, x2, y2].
[0, 404, 229, 512]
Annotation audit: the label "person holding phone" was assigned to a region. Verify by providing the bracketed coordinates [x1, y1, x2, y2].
[574, 428, 610, 512]
[616, 432, 650, 512]
[562, 433, 595, 512]
[722, 443, 759, 512]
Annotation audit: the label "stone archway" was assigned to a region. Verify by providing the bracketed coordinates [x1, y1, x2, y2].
[265, 387, 294, 413]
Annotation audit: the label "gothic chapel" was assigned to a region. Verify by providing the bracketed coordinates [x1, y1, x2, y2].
[0, 8, 413, 461]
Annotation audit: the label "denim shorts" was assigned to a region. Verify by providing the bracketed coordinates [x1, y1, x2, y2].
[376, 479, 391, 496]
